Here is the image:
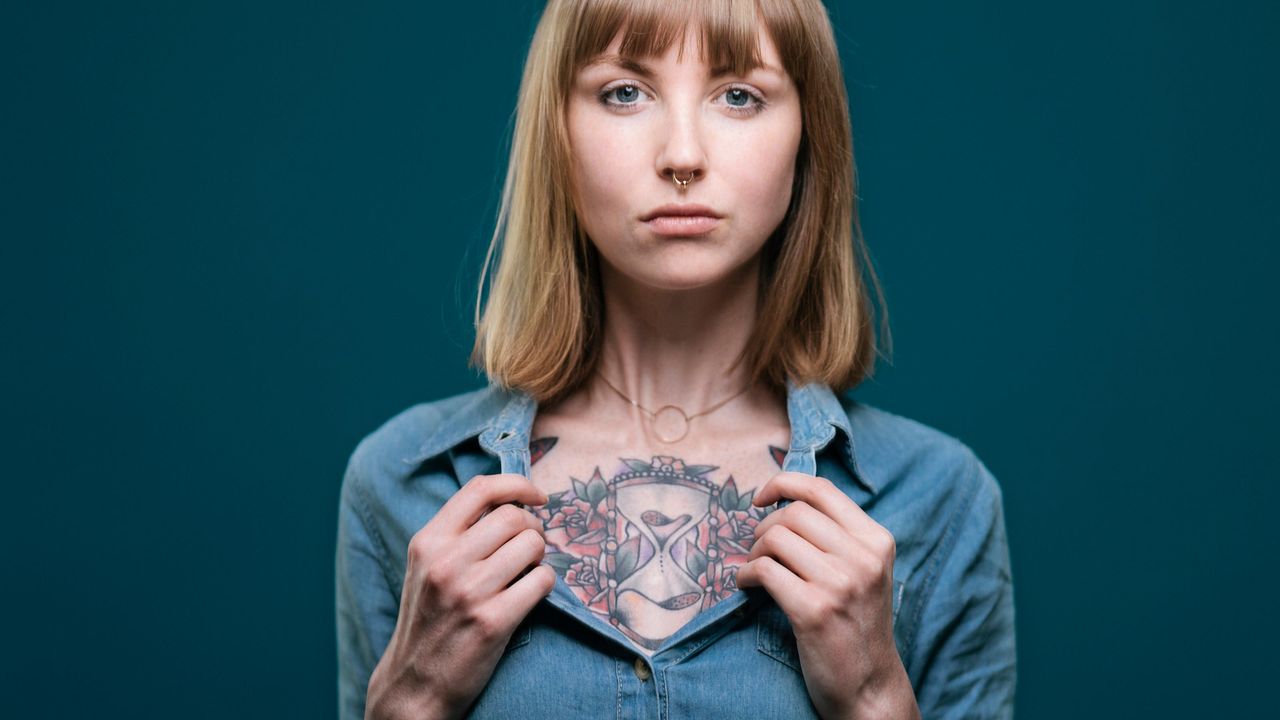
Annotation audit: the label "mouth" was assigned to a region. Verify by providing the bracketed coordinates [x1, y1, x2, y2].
[641, 203, 723, 237]
[644, 215, 721, 236]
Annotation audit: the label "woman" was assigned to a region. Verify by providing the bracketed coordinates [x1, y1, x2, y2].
[336, 1, 1016, 718]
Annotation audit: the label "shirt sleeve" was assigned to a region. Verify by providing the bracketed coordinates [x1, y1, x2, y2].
[907, 453, 1018, 719]
[335, 455, 400, 720]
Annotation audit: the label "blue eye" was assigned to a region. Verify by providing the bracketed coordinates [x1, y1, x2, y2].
[718, 86, 767, 115]
[596, 82, 767, 116]
[599, 83, 648, 106]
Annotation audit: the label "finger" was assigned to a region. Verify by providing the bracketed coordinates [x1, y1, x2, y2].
[753, 500, 850, 556]
[433, 474, 549, 536]
[735, 555, 808, 618]
[485, 564, 556, 628]
[471, 526, 547, 598]
[457, 502, 545, 564]
[749, 523, 839, 584]
[752, 472, 874, 538]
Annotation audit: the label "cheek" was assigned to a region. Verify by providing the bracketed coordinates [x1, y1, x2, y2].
[717, 112, 802, 222]
[572, 154, 626, 246]
[725, 143, 798, 224]
[569, 115, 637, 208]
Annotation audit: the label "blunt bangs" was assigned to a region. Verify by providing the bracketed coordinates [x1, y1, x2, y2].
[563, 0, 809, 93]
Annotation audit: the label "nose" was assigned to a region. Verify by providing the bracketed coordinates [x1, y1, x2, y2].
[655, 102, 707, 188]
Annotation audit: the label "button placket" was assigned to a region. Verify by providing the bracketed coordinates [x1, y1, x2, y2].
[632, 656, 651, 681]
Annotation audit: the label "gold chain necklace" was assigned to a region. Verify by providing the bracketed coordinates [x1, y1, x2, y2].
[595, 370, 754, 443]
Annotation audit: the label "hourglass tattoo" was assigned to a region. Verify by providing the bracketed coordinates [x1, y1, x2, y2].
[529, 438, 789, 651]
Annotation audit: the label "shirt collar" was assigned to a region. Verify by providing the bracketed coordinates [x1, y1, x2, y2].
[782, 377, 875, 493]
[404, 377, 875, 494]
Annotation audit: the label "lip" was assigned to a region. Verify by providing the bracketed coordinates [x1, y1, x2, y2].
[641, 203, 723, 237]
[645, 215, 721, 236]
[640, 203, 723, 222]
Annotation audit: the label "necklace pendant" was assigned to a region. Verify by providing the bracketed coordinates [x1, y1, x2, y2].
[652, 405, 690, 443]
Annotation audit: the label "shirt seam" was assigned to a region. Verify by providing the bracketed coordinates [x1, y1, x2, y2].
[903, 450, 983, 661]
[614, 657, 622, 720]
[345, 459, 401, 598]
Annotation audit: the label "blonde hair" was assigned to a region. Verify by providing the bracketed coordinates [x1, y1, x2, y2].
[470, 0, 891, 406]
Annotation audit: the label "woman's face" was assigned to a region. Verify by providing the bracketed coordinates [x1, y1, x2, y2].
[567, 25, 802, 292]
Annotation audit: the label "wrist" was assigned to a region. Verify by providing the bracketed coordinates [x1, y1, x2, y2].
[367, 688, 449, 720]
[366, 662, 455, 720]
[848, 662, 919, 720]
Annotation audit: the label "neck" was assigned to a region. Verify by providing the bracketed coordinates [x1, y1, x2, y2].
[573, 252, 782, 444]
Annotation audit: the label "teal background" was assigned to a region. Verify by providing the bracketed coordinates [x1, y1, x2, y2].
[3, 1, 1276, 717]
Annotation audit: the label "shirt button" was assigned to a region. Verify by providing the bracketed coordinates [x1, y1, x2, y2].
[632, 656, 651, 681]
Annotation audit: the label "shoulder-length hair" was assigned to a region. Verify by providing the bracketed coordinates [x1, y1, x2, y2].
[470, 0, 891, 406]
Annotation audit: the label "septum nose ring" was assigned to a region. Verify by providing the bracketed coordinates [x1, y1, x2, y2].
[670, 171, 696, 189]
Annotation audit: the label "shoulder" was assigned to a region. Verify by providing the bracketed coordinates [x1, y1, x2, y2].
[351, 385, 495, 467]
[337, 385, 515, 577]
[836, 392, 1002, 515]
[340, 384, 507, 509]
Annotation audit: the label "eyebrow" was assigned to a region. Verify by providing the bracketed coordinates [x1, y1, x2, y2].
[584, 53, 784, 80]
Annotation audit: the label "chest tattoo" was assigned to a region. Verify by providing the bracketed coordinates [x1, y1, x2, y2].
[529, 437, 788, 652]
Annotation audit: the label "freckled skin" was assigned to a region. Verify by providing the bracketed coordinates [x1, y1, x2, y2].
[528, 438, 787, 655]
[567, 26, 803, 294]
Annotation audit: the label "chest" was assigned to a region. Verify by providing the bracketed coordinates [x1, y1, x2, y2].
[525, 429, 789, 657]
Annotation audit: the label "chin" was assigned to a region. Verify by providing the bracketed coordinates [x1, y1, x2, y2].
[631, 259, 751, 292]
[597, 237, 760, 292]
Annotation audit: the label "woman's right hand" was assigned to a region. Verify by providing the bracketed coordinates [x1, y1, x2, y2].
[365, 473, 555, 720]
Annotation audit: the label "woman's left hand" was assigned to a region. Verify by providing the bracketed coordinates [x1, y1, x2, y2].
[735, 472, 921, 720]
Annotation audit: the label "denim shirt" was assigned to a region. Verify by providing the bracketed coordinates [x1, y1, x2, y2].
[335, 379, 1016, 719]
